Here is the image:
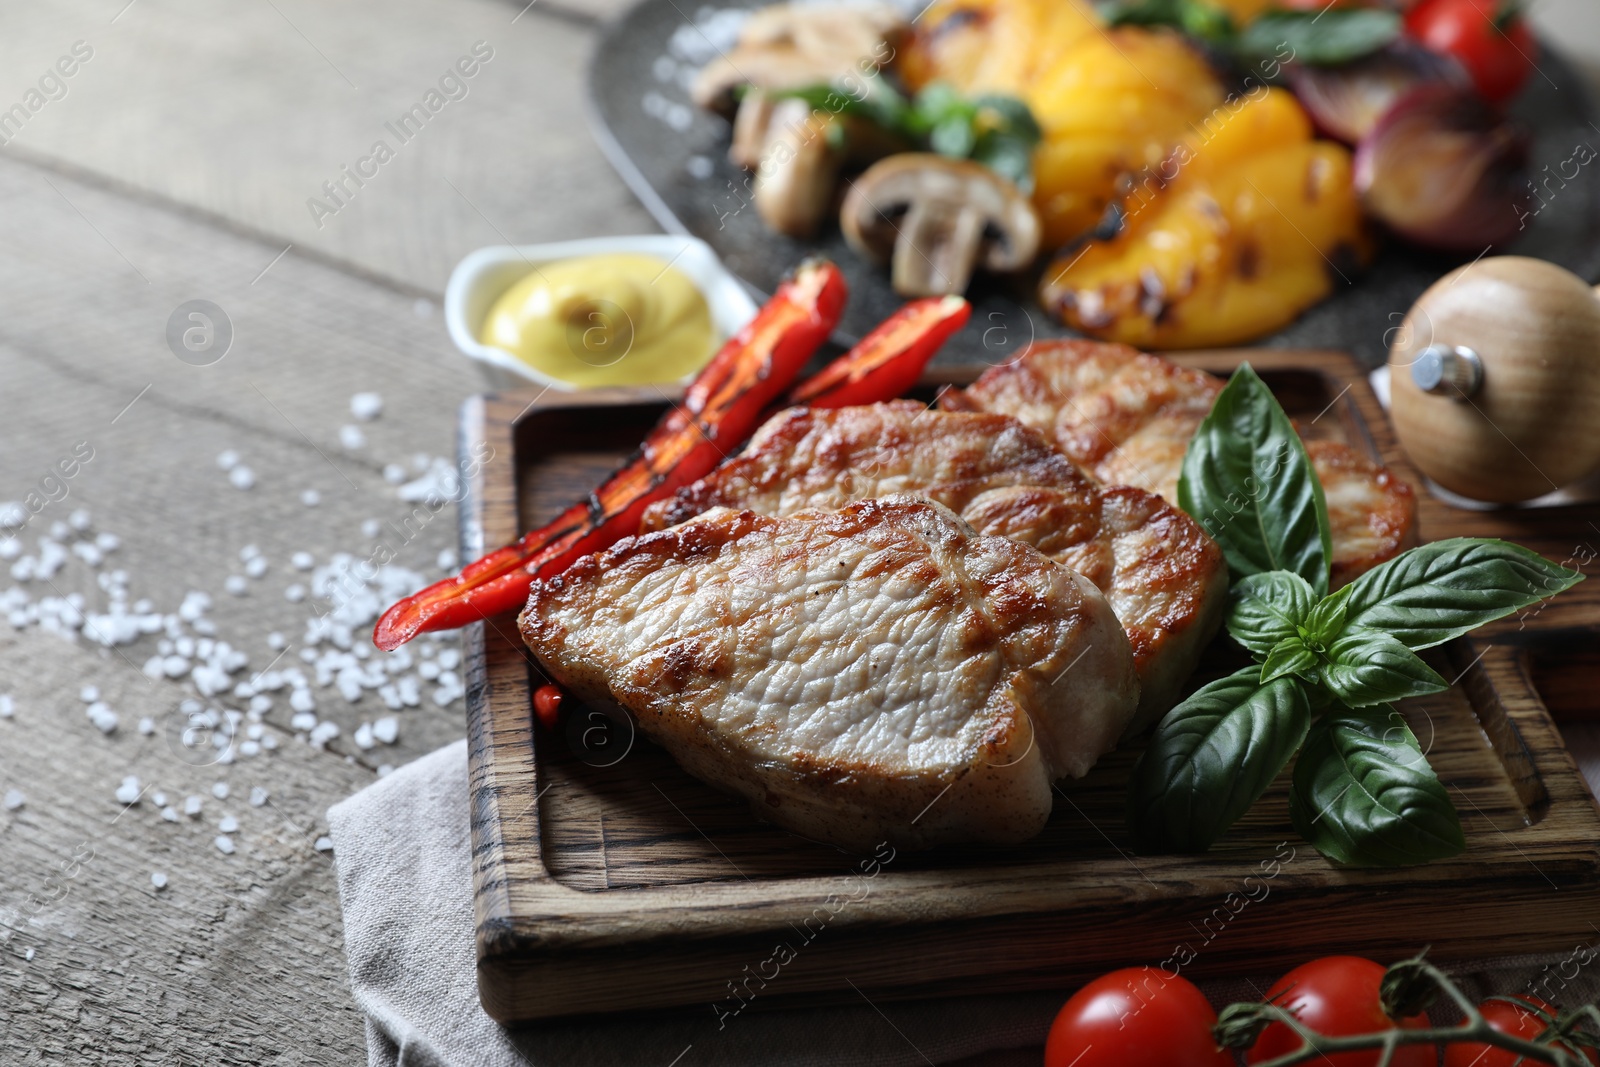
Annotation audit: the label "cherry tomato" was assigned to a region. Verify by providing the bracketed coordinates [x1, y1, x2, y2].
[1444, 995, 1599, 1067]
[533, 683, 564, 731]
[1045, 967, 1232, 1067]
[1406, 0, 1538, 105]
[1247, 956, 1433, 1067]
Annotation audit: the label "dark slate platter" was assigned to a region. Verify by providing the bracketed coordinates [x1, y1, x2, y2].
[586, 0, 1600, 368]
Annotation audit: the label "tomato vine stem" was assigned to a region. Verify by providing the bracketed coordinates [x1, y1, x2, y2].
[1215, 954, 1600, 1065]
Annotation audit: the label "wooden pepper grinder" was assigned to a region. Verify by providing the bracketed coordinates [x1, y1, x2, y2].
[1388, 256, 1600, 504]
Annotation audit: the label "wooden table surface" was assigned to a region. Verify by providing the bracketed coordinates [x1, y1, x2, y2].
[0, 1, 1596, 1063]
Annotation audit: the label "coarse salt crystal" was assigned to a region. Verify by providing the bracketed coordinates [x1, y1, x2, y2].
[291, 552, 314, 571]
[91, 707, 119, 734]
[373, 716, 398, 745]
[377, 764, 393, 777]
[245, 557, 268, 579]
[314, 836, 333, 852]
[224, 575, 248, 596]
[214, 835, 235, 854]
[150, 872, 168, 890]
[184, 795, 203, 816]
[339, 425, 365, 450]
[289, 688, 315, 713]
[350, 392, 383, 421]
[285, 584, 306, 603]
[437, 549, 457, 571]
[161, 805, 179, 822]
[290, 711, 317, 732]
[229, 466, 256, 490]
[211, 782, 229, 800]
[353, 721, 375, 750]
[3, 788, 24, 811]
[216, 450, 240, 471]
[218, 814, 238, 833]
[114, 776, 140, 805]
[240, 544, 260, 562]
[138, 716, 155, 735]
[301, 489, 321, 507]
[382, 464, 406, 484]
[69, 508, 91, 531]
[309, 721, 340, 747]
[0, 695, 14, 719]
[249, 786, 269, 807]
[80, 685, 99, 702]
[152, 791, 168, 807]
[360, 519, 381, 539]
[267, 631, 287, 650]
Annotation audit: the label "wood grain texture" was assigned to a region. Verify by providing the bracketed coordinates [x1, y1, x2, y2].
[464, 349, 1600, 1023]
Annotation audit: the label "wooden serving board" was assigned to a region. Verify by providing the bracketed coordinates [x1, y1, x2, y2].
[460, 349, 1600, 1025]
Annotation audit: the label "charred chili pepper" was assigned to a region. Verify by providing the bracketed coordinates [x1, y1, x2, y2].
[784, 294, 970, 409]
[373, 258, 848, 650]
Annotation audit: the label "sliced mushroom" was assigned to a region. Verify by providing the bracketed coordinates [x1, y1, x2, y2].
[690, 3, 907, 117]
[751, 97, 847, 238]
[841, 154, 1042, 297]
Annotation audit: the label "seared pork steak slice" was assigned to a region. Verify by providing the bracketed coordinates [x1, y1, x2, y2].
[640, 402, 1225, 728]
[520, 498, 1139, 851]
[940, 340, 1416, 585]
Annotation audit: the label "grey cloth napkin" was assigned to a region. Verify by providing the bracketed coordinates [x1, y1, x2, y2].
[329, 739, 1600, 1067]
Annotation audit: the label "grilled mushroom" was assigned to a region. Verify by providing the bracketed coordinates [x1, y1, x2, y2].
[841, 154, 1042, 297]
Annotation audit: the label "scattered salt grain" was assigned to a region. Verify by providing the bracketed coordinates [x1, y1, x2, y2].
[350, 392, 383, 421]
[0, 501, 26, 527]
[114, 776, 141, 805]
[314, 836, 333, 852]
[285, 584, 306, 603]
[161, 806, 179, 822]
[377, 764, 393, 777]
[339, 425, 365, 450]
[211, 781, 229, 800]
[436, 548, 457, 571]
[229, 466, 256, 490]
[382, 464, 406, 484]
[267, 631, 287, 650]
[218, 814, 238, 833]
[249, 786, 269, 807]
[214, 835, 235, 855]
[353, 721, 375, 750]
[309, 721, 340, 748]
[240, 544, 260, 562]
[290, 711, 317, 732]
[95, 531, 120, 552]
[152, 791, 168, 807]
[3, 788, 24, 811]
[79, 685, 99, 703]
[224, 575, 248, 596]
[289, 688, 315, 713]
[25, 948, 34, 961]
[244, 556, 268, 579]
[150, 872, 168, 890]
[184, 795, 203, 816]
[216, 450, 240, 471]
[138, 717, 155, 736]
[291, 552, 314, 571]
[360, 519, 381, 539]
[0, 695, 14, 719]
[90, 706, 119, 734]
[373, 716, 398, 745]
[300, 489, 321, 507]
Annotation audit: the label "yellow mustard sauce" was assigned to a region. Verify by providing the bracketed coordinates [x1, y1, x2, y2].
[479, 253, 713, 388]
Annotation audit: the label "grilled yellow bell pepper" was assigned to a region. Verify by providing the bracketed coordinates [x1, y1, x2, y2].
[903, 0, 1227, 247]
[1038, 87, 1372, 349]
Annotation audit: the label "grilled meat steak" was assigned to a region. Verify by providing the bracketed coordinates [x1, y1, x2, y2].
[520, 498, 1139, 850]
[641, 402, 1225, 727]
[940, 340, 1416, 585]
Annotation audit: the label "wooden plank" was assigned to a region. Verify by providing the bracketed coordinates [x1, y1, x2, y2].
[464, 350, 1600, 1023]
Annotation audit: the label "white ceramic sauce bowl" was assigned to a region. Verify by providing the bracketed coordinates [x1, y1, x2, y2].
[444, 235, 759, 392]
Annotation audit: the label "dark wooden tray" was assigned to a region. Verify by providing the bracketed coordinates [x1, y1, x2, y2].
[461, 349, 1600, 1024]
[585, 0, 1600, 368]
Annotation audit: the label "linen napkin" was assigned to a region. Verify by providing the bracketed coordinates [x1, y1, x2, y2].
[329, 740, 1600, 1067]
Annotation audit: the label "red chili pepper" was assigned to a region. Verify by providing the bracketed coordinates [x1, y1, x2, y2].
[533, 684, 564, 731]
[372, 258, 848, 651]
[784, 295, 970, 409]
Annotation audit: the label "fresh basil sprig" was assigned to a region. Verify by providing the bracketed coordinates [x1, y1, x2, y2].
[1130, 365, 1585, 866]
[1097, 0, 1400, 67]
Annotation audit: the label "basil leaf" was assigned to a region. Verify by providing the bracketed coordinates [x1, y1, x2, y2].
[1318, 630, 1448, 707]
[1178, 364, 1333, 596]
[1228, 570, 1316, 656]
[1099, 0, 1236, 44]
[1341, 538, 1586, 650]
[930, 115, 977, 158]
[1299, 583, 1351, 647]
[1262, 636, 1318, 684]
[1128, 666, 1312, 853]
[972, 132, 1035, 189]
[972, 94, 1042, 143]
[1237, 9, 1401, 67]
[1290, 706, 1465, 866]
